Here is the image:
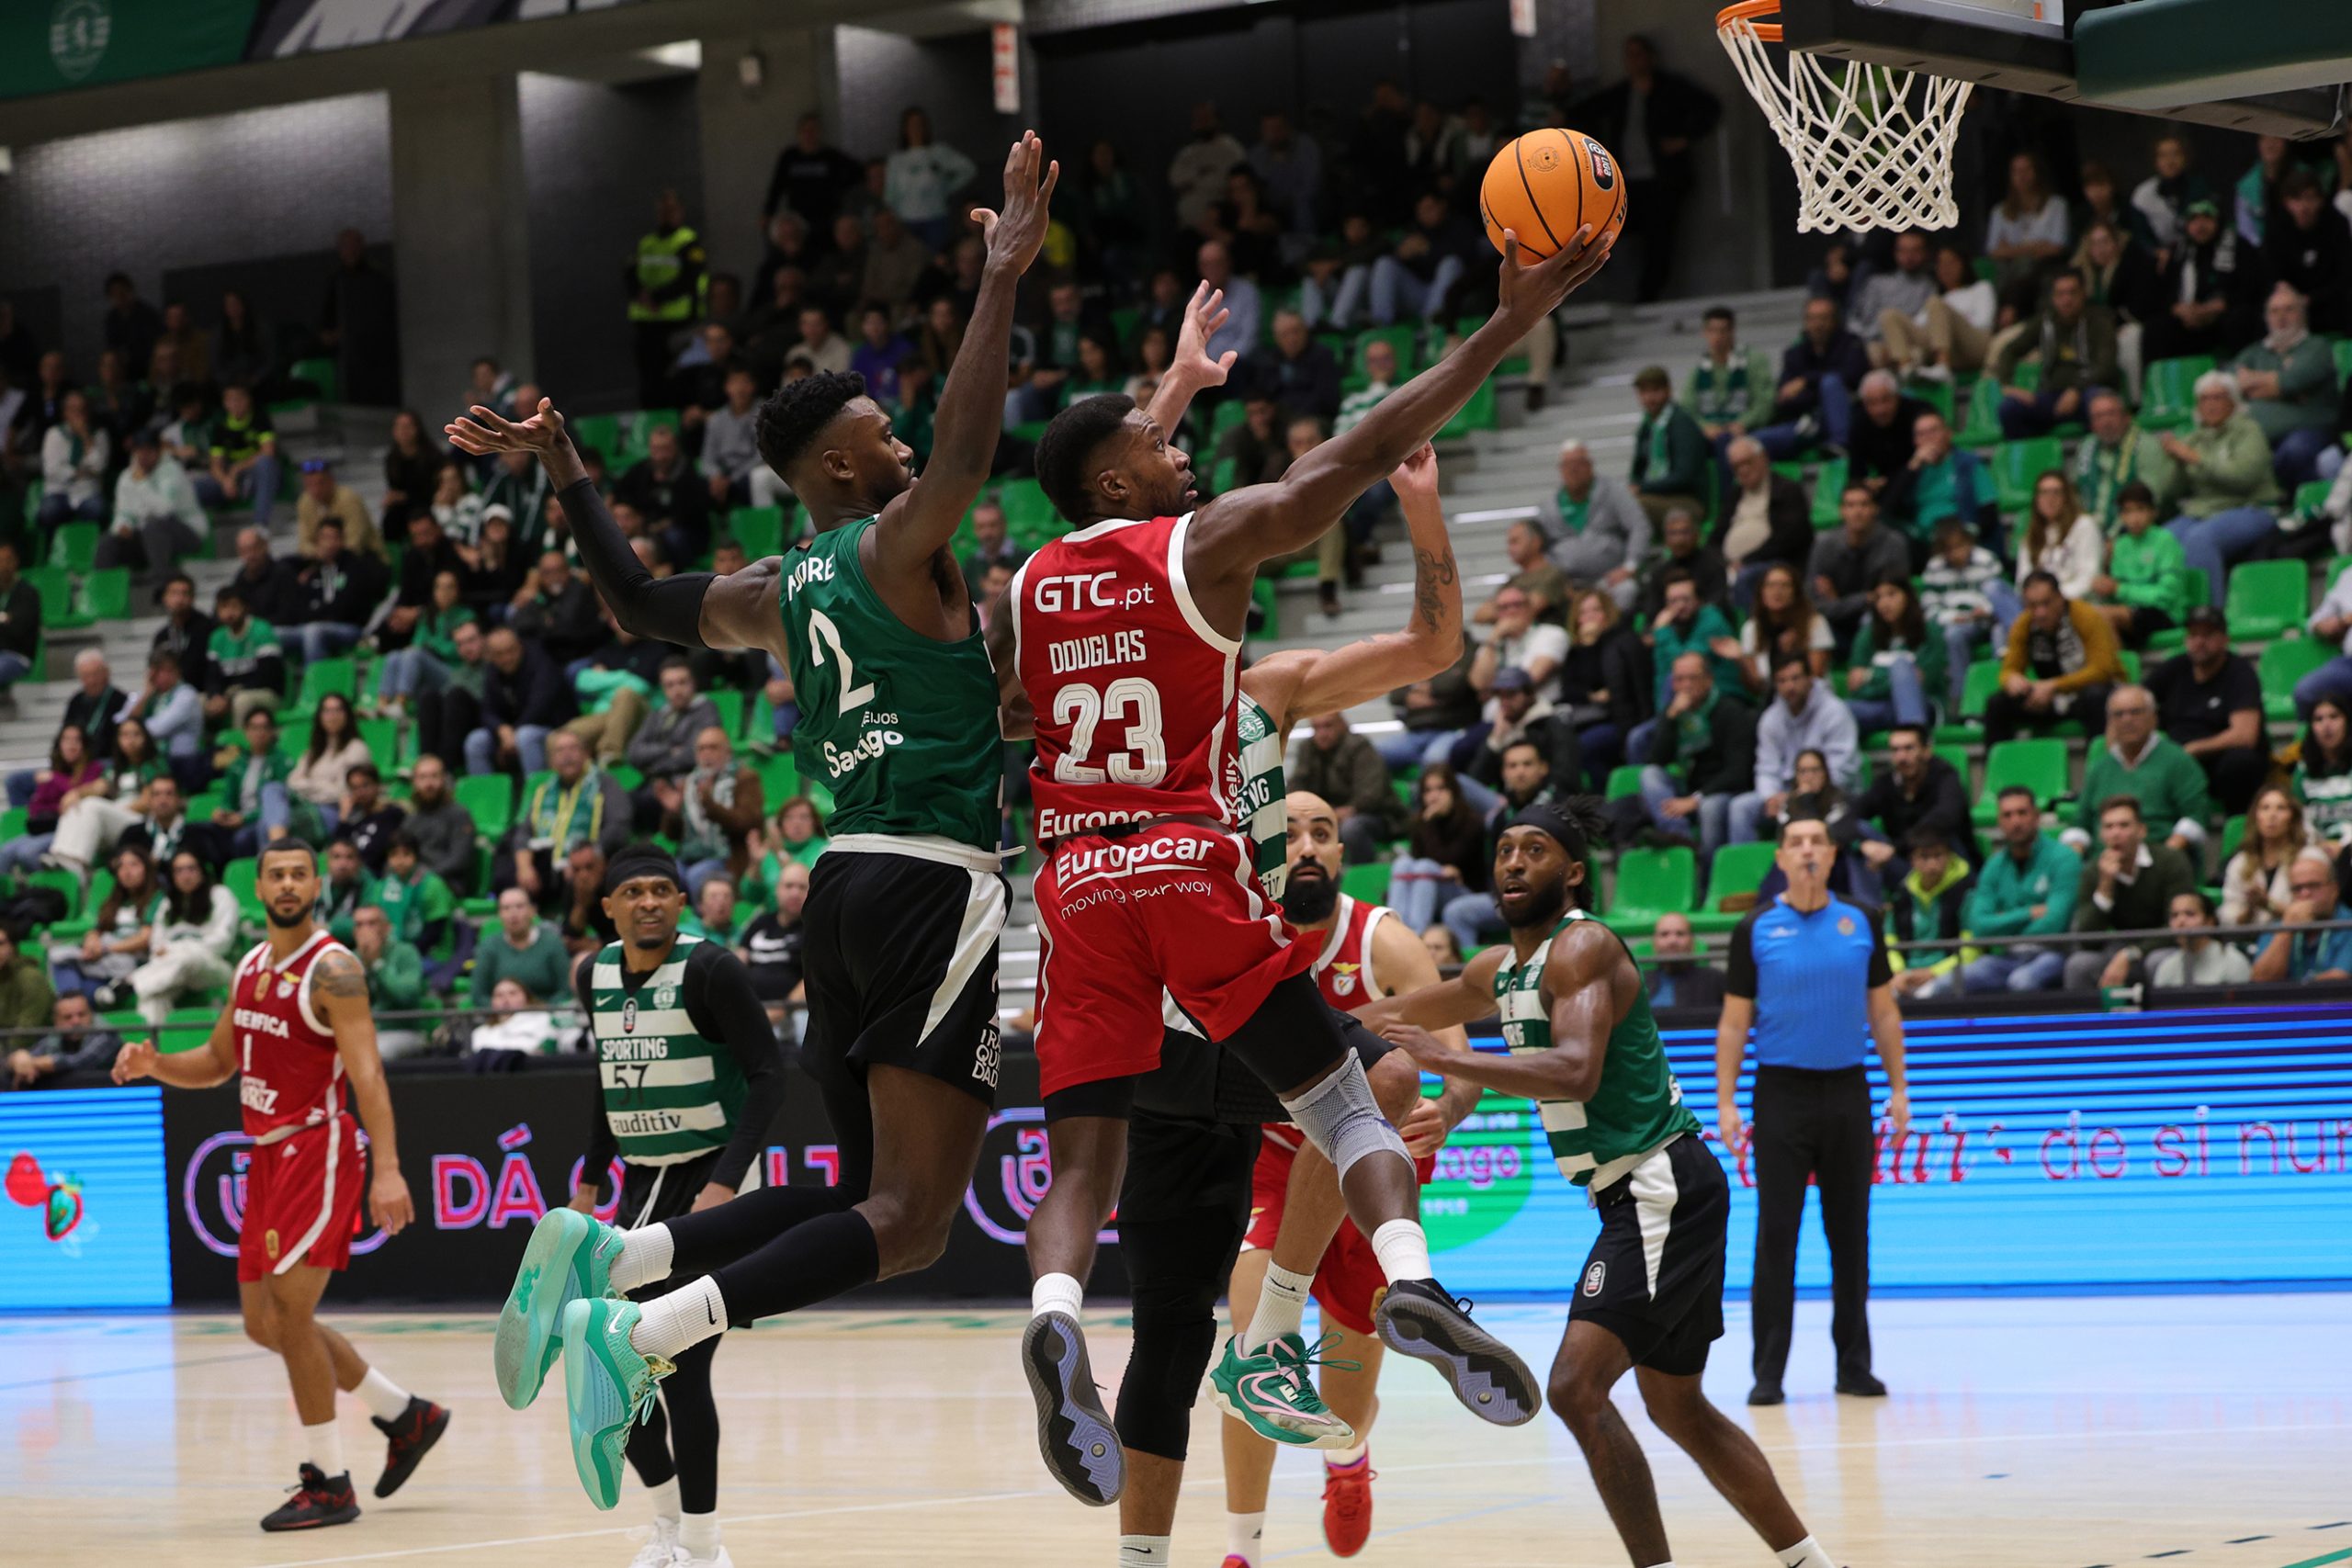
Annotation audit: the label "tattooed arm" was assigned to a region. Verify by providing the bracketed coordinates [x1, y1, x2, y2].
[1244, 445, 1463, 729]
[317, 948, 416, 1235]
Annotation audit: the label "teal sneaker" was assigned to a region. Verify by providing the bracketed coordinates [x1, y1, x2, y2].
[559, 1297, 673, 1511]
[1207, 1332, 1359, 1450]
[493, 1208, 619, 1410]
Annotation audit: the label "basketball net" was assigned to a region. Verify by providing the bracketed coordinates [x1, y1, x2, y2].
[1717, 0, 1973, 232]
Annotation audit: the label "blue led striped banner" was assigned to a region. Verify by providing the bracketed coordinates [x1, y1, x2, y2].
[1423, 1002, 2352, 1293]
[0, 1088, 171, 1309]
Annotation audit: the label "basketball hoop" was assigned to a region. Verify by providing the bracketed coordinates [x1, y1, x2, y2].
[1717, 0, 1974, 232]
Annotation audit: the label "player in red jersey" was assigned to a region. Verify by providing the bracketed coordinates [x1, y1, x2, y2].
[113, 843, 447, 1532]
[987, 224, 1611, 1508]
[1220, 791, 1474, 1564]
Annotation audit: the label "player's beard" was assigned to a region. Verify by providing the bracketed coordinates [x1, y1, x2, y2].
[264, 900, 310, 930]
[1281, 864, 1338, 925]
[1500, 874, 1569, 931]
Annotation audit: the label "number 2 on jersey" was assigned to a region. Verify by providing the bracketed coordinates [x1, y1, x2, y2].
[1052, 677, 1168, 785]
[807, 608, 876, 714]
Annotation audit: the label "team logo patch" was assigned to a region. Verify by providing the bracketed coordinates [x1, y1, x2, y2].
[654, 985, 677, 1010]
[1581, 1260, 1606, 1298]
[1329, 962, 1359, 997]
[620, 997, 639, 1034]
[277, 975, 296, 998]
[265, 1227, 281, 1260]
[1837, 916, 1855, 935]
[1585, 138, 1616, 190]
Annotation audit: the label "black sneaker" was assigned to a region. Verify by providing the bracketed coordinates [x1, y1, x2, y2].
[1747, 1381, 1786, 1406]
[1835, 1370, 1887, 1397]
[1021, 1311, 1124, 1506]
[260, 1463, 360, 1531]
[1374, 1278, 1541, 1427]
[371, 1394, 450, 1497]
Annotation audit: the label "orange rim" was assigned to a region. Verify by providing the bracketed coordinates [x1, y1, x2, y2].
[1716, 0, 1782, 41]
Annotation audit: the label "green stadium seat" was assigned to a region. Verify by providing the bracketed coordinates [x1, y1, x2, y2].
[2292, 479, 2334, 523]
[620, 409, 682, 462]
[1109, 306, 1140, 352]
[998, 477, 1057, 536]
[50, 520, 99, 574]
[1340, 861, 1392, 905]
[454, 773, 514, 842]
[277, 719, 311, 759]
[1974, 739, 2069, 825]
[569, 413, 621, 462]
[2217, 813, 2246, 866]
[755, 752, 798, 801]
[1249, 578, 1278, 644]
[1989, 437, 2064, 515]
[1904, 375, 1956, 426]
[81, 567, 130, 622]
[221, 857, 265, 925]
[727, 505, 787, 558]
[287, 657, 356, 720]
[1937, 660, 2002, 742]
[2139, 355, 2213, 431]
[27, 866, 80, 919]
[1210, 399, 1250, 441]
[1604, 763, 1645, 800]
[1933, 743, 1973, 794]
[2333, 338, 2351, 388]
[1810, 456, 1849, 527]
[1354, 326, 1419, 378]
[1689, 841, 1777, 934]
[1210, 456, 1240, 496]
[2258, 637, 2332, 720]
[1436, 378, 1498, 439]
[708, 687, 745, 738]
[1956, 376, 2005, 448]
[0, 806, 23, 844]
[356, 715, 401, 769]
[2223, 558, 2306, 640]
[2141, 568, 2213, 658]
[288, 356, 339, 404]
[605, 761, 644, 793]
[1608, 845, 1695, 931]
[26, 565, 83, 629]
[1008, 420, 1050, 447]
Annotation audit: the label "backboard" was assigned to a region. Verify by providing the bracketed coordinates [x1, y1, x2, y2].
[1776, 0, 2350, 139]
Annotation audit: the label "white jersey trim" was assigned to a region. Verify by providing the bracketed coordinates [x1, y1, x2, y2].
[1165, 513, 1242, 657]
[1061, 514, 1162, 546]
[274, 1111, 344, 1276]
[824, 831, 1008, 875]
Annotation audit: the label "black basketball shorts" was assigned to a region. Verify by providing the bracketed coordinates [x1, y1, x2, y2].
[1568, 1134, 1729, 1377]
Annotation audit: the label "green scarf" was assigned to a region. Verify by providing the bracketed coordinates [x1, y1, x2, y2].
[1555, 487, 1590, 536]
[1672, 688, 1720, 762]
[1692, 355, 1750, 421]
[1645, 415, 1672, 478]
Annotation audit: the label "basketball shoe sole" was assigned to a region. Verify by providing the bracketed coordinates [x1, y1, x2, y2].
[1021, 1310, 1124, 1506]
[1374, 1279, 1541, 1426]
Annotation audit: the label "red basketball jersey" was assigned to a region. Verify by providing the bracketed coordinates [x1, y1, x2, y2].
[230, 930, 350, 1140]
[1009, 513, 1241, 842]
[1311, 895, 1392, 1013]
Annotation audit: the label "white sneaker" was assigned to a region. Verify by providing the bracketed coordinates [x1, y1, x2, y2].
[1915, 362, 1954, 384]
[676, 1549, 733, 1568]
[626, 1519, 683, 1568]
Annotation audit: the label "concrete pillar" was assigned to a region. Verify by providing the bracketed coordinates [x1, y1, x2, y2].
[388, 76, 532, 412]
[695, 27, 837, 289]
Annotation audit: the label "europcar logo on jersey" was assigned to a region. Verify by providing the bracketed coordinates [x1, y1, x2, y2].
[1585, 139, 1616, 190]
[6, 1151, 86, 1247]
[1581, 1260, 1606, 1297]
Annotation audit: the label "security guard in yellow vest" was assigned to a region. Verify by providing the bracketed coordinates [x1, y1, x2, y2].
[627, 188, 707, 409]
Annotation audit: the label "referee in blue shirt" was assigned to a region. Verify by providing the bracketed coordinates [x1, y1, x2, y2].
[1715, 812, 1911, 1406]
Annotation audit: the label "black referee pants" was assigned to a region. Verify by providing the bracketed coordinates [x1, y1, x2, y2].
[1748, 1064, 1874, 1387]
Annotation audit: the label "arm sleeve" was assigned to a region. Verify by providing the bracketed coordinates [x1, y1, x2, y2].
[556, 477, 717, 649]
[1724, 913, 1758, 998]
[685, 945, 787, 1192]
[1867, 917, 1894, 987]
[575, 958, 619, 1200]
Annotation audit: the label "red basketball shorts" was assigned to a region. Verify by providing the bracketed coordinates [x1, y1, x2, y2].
[238, 1115, 365, 1283]
[1030, 824, 1314, 1100]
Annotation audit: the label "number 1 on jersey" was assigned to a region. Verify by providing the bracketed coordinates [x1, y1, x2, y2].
[1051, 677, 1168, 785]
[807, 608, 876, 714]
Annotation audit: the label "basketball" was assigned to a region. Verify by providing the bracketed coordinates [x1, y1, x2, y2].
[1479, 128, 1629, 263]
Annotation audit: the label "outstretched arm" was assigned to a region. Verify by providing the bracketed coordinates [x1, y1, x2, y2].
[1141, 283, 1239, 437]
[110, 1009, 237, 1089]
[317, 948, 415, 1236]
[868, 133, 1058, 582]
[1379, 920, 1619, 1101]
[1354, 946, 1505, 1034]
[1270, 445, 1462, 723]
[1189, 230, 1611, 576]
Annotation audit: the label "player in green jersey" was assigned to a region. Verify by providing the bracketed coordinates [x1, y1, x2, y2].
[1362, 800, 1842, 1568]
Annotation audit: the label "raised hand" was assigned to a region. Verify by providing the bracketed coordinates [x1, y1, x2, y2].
[970, 130, 1059, 276]
[1389, 442, 1440, 503]
[1494, 226, 1614, 332]
[1171, 281, 1238, 388]
[447, 397, 567, 459]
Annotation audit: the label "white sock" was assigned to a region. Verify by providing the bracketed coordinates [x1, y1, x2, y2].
[1225, 1511, 1265, 1566]
[646, 1476, 681, 1525]
[1777, 1535, 1835, 1568]
[629, 1275, 728, 1360]
[1325, 1441, 1367, 1467]
[608, 1222, 675, 1293]
[679, 1510, 720, 1561]
[301, 1419, 344, 1479]
[1031, 1271, 1085, 1321]
[354, 1367, 409, 1423]
[1116, 1534, 1171, 1565]
[1240, 1262, 1313, 1355]
[1368, 1218, 1433, 1283]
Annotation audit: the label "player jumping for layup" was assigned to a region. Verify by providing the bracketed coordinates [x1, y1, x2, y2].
[1362, 802, 1841, 1568]
[989, 225, 1611, 1509]
[113, 845, 448, 1531]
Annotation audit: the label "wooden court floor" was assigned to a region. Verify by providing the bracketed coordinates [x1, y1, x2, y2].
[4, 1293, 2347, 1568]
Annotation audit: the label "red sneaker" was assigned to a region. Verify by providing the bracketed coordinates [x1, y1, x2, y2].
[259, 1464, 360, 1532]
[1221, 1559, 1253, 1568]
[1321, 1454, 1375, 1557]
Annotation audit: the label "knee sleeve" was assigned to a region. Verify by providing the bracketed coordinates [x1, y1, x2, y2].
[1281, 1053, 1408, 1183]
[1114, 1231, 1227, 1461]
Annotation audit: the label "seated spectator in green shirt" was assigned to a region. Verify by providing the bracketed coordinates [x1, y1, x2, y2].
[2070, 682, 2213, 856]
[1646, 567, 1744, 697]
[1681, 306, 1775, 448]
[1629, 365, 1710, 532]
[2231, 282, 2341, 490]
[2088, 482, 2189, 649]
[0, 927, 58, 1035]
[469, 886, 573, 1007]
[350, 905, 429, 1058]
[369, 833, 457, 955]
